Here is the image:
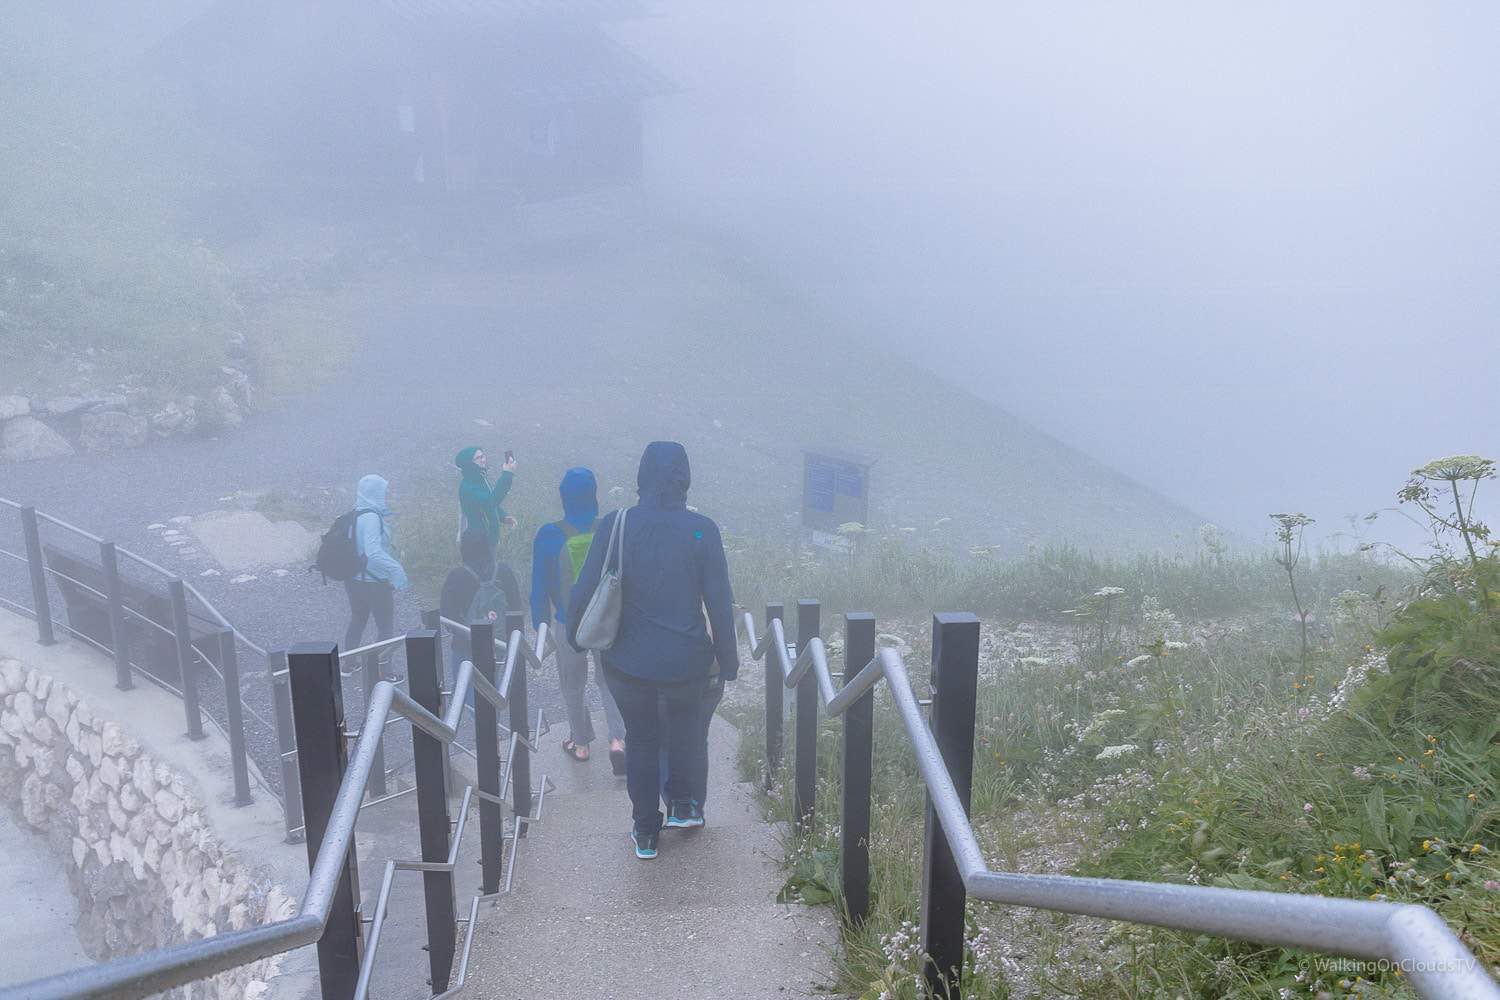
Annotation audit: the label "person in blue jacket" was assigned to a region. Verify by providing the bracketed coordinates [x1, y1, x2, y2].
[345, 474, 408, 682]
[567, 442, 738, 860]
[530, 468, 626, 770]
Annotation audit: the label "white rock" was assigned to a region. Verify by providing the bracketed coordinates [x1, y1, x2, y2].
[147, 523, 167, 531]
[0, 659, 24, 692]
[107, 792, 129, 831]
[200, 568, 221, 577]
[271, 569, 289, 577]
[229, 574, 257, 584]
[64, 710, 80, 746]
[133, 757, 158, 798]
[93, 839, 111, 867]
[169, 515, 192, 525]
[1, 711, 25, 740]
[109, 831, 131, 862]
[81, 730, 103, 766]
[12, 691, 37, 728]
[155, 789, 184, 823]
[143, 836, 163, 871]
[79, 410, 149, 452]
[1, 416, 75, 462]
[44, 688, 72, 728]
[72, 837, 87, 869]
[32, 744, 56, 777]
[21, 773, 47, 826]
[100, 721, 128, 757]
[128, 811, 151, 845]
[87, 772, 109, 804]
[72, 700, 95, 731]
[30, 672, 52, 701]
[66, 753, 86, 783]
[31, 716, 58, 746]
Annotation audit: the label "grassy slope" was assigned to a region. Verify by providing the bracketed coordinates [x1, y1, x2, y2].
[389, 232, 1206, 584]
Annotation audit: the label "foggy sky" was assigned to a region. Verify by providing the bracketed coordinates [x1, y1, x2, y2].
[623, 1, 1500, 548]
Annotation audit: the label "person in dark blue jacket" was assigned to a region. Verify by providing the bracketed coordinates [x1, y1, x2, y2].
[531, 468, 625, 769]
[567, 441, 738, 859]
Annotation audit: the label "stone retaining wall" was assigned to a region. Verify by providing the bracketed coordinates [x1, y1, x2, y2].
[0, 655, 291, 998]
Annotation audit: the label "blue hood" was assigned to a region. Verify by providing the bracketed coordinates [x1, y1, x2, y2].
[559, 468, 598, 528]
[356, 474, 391, 515]
[637, 441, 690, 511]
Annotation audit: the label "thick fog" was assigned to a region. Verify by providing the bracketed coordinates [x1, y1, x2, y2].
[625, 1, 1500, 544]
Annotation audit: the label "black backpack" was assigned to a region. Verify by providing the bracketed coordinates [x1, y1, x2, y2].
[313, 509, 379, 583]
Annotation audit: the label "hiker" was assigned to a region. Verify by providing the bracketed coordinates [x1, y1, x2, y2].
[455, 446, 522, 612]
[661, 614, 726, 808]
[439, 527, 507, 678]
[530, 468, 626, 772]
[455, 445, 516, 551]
[567, 442, 738, 860]
[344, 474, 408, 681]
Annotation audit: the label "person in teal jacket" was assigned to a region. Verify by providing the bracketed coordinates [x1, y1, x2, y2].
[455, 446, 516, 552]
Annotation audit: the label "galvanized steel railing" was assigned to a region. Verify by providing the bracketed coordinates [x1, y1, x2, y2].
[2, 614, 550, 1000]
[744, 601, 1500, 999]
[0, 497, 273, 812]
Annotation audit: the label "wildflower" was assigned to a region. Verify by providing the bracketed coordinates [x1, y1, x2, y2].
[1471, 844, 1484, 855]
[1484, 880, 1500, 891]
[1351, 766, 1372, 782]
[1424, 839, 1433, 852]
[1303, 803, 1314, 814]
[1424, 748, 1436, 757]
[1094, 586, 1125, 598]
[1469, 792, 1479, 801]
[1095, 744, 1139, 761]
[1445, 872, 1454, 881]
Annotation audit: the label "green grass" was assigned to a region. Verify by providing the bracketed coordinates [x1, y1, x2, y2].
[736, 545, 1499, 999]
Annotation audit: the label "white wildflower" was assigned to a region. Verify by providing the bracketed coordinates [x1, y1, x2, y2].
[1095, 744, 1139, 761]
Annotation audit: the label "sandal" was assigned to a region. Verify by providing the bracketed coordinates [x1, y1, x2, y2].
[562, 739, 590, 762]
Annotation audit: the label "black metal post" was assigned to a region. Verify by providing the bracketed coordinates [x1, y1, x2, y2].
[288, 642, 362, 998]
[920, 613, 981, 998]
[470, 621, 503, 895]
[20, 506, 55, 645]
[169, 580, 204, 740]
[359, 646, 388, 800]
[216, 631, 253, 806]
[504, 612, 532, 834]
[421, 608, 462, 800]
[407, 630, 458, 992]
[99, 542, 134, 689]
[841, 612, 876, 928]
[763, 602, 784, 789]
[794, 599, 820, 835]
[269, 651, 305, 843]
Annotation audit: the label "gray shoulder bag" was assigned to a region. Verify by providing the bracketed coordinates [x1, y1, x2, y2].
[574, 508, 626, 651]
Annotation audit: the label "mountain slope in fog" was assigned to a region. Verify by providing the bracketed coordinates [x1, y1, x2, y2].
[430, 226, 1203, 555]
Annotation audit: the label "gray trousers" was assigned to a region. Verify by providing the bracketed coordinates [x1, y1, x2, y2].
[555, 622, 626, 745]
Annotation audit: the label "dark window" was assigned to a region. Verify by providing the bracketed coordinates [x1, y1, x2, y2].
[836, 464, 863, 498]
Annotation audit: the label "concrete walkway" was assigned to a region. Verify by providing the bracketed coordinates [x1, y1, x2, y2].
[463, 714, 840, 1000]
[0, 810, 92, 984]
[348, 712, 841, 999]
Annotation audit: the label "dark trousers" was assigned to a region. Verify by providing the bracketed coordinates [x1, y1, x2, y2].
[605, 665, 704, 834]
[660, 677, 725, 806]
[343, 579, 395, 653]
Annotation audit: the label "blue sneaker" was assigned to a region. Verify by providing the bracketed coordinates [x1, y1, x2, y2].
[665, 800, 705, 829]
[630, 828, 659, 859]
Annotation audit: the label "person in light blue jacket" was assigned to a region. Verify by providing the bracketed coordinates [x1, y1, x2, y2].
[344, 474, 408, 681]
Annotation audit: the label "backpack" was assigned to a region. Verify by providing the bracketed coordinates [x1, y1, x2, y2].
[556, 521, 595, 585]
[465, 567, 509, 627]
[313, 509, 379, 583]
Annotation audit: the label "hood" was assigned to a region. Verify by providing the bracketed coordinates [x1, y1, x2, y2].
[458, 527, 494, 581]
[559, 468, 599, 528]
[636, 441, 690, 510]
[454, 446, 487, 483]
[356, 474, 390, 515]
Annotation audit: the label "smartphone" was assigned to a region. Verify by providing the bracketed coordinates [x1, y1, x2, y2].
[504, 449, 514, 463]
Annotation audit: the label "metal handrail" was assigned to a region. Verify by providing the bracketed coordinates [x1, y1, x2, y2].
[6, 626, 546, 1000]
[739, 612, 1500, 1000]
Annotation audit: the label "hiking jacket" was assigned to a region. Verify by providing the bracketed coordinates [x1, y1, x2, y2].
[353, 475, 408, 590]
[455, 447, 514, 551]
[566, 442, 738, 682]
[441, 528, 497, 660]
[529, 468, 599, 630]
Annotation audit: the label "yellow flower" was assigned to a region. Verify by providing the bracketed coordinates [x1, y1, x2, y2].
[1315, 866, 1326, 873]
[1424, 748, 1436, 757]
[1427, 734, 1438, 743]
[1468, 792, 1478, 802]
[1293, 682, 1303, 690]
[1445, 872, 1454, 881]
[1396, 756, 1404, 763]
[1471, 844, 1483, 855]
[1424, 839, 1432, 852]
